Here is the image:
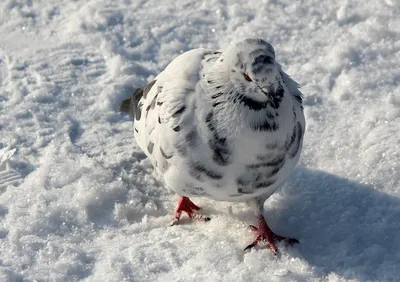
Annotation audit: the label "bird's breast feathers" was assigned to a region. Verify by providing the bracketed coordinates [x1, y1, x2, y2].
[132, 45, 305, 202]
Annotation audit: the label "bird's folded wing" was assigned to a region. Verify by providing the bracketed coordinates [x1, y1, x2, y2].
[136, 49, 211, 169]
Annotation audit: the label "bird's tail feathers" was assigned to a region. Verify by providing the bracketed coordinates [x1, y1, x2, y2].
[120, 98, 132, 113]
[120, 88, 144, 117]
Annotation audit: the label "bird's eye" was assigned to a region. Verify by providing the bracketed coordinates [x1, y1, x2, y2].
[243, 73, 252, 82]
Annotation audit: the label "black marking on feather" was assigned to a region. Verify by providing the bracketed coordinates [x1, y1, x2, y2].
[160, 147, 172, 159]
[242, 39, 275, 57]
[237, 94, 269, 111]
[145, 104, 152, 118]
[289, 122, 303, 158]
[214, 136, 230, 164]
[212, 92, 224, 99]
[252, 55, 274, 66]
[206, 111, 231, 166]
[143, 80, 156, 99]
[213, 101, 225, 107]
[237, 175, 277, 191]
[244, 38, 264, 45]
[158, 116, 161, 124]
[209, 138, 231, 166]
[134, 128, 139, 133]
[236, 178, 250, 186]
[203, 51, 213, 57]
[285, 125, 297, 151]
[188, 170, 204, 182]
[267, 83, 284, 109]
[157, 101, 163, 106]
[254, 178, 276, 188]
[206, 111, 213, 123]
[207, 80, 214, 84]
[173, 126, 180, 132]
[251, 120, 278, 131]
[145, 104, 151, 112]
[292, 106, 297, 122]
[265, 166, 282, 178]
[216, 85, 223, 89]
[147, 142, 154, 154]
[257, 154, 272, 161]
[191, 163, 223, 180]
[172, 106, 186, 117]
[237, 188, 254, 194]
[265, 142, 278, 150]
[149, 94, 158, 110]
[249, 48, 267, 57]
[294, 93, 303, 103]
[252, 65, 264, 75]
[247, 155, 285, 169]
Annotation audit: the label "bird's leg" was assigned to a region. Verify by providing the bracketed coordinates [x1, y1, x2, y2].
[245, 197, 299, 254]
[170, 196, 211, 226]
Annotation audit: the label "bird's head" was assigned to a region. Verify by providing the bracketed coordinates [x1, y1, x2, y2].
[213, 38, 281, 103]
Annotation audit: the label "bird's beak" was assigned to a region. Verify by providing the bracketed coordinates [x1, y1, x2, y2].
[261, 87, 271, 96]
[261, 84, 276, 96]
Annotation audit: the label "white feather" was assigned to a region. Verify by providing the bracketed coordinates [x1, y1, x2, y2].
[132, 39, 305, 203]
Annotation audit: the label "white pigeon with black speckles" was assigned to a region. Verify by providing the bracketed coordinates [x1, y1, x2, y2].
[123, 38, 305, 204]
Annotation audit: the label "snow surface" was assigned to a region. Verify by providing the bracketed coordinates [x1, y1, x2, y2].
[0, 0, 399, 281]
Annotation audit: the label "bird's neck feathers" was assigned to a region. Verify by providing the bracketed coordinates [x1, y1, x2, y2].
[200, 68, 288, 138]
[202, 65, 284, 113]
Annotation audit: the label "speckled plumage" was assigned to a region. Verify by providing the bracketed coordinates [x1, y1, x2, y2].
[123, 39, 305, 202]
[121, 38, 305, 251]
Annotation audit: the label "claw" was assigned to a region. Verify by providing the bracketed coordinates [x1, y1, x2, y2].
[244, 242, 258, 251]
[170, 219, 179, 226]
[249, 225, 258, 232]
[245, 215, 298, 254]
[171, 196, 210, 225]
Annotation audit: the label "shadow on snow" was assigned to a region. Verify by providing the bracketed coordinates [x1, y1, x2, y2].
[274, 167, 400, 281]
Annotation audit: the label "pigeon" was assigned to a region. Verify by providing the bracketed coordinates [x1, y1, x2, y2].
[120, 38, 305, 254]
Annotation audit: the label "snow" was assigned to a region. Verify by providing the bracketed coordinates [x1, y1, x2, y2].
[0, 0, 399, 281]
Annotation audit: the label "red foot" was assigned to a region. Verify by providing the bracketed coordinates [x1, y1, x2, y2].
[170, 196, 210, 225]
[244, 215, 299, 254]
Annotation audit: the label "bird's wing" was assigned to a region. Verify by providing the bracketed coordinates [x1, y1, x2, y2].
[279, 65, 303, 105]
[134, 49, 216, 172]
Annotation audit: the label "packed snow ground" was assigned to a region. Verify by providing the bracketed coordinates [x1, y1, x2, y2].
[0, 0, 400, 281]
